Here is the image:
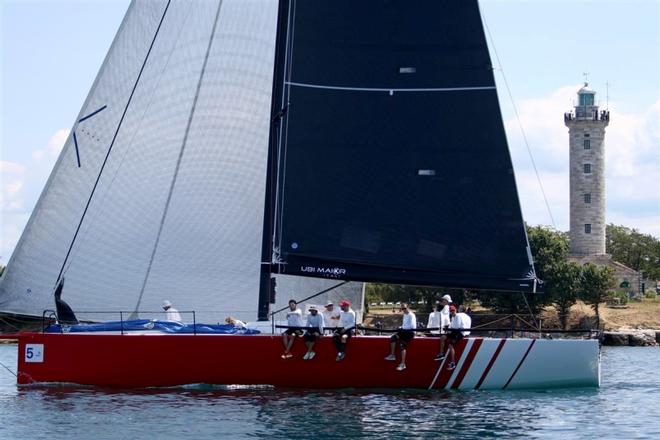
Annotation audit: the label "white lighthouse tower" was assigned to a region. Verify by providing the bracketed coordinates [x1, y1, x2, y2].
[564, 83, 610, 256]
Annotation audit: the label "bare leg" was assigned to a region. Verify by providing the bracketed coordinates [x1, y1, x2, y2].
[282, 334, 289, 352]
[401, 348, 407, 365]
[389, 340, 396, 357]
[447, 344, 455, 364]
[286, 334, 296, 353]
[439, 335, 446, 356]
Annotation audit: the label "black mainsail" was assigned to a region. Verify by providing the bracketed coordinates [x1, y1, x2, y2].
[264, 0, 537, 297]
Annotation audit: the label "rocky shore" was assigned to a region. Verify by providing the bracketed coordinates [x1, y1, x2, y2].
[602, 330, 660, 347]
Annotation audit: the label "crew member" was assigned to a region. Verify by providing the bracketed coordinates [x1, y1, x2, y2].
[303, 306, 324, 360]
[444, 305, 472, 370]
[281, 299, 303, 359]
[322, 302, 340, 332]
[333, 300, 356, 361]
[434, 294, 453, 361]
[162, 300, 182, 322]
[384, 303, 417, 371]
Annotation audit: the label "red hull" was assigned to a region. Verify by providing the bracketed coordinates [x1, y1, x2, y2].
[16, 332, 599, 390]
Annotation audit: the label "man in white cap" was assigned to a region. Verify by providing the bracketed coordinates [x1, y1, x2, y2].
[162, 300, 182, 322]
[434, 294, 452, 361]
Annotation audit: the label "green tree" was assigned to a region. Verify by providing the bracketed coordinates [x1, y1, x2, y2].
[546, 261, 582, 329]
[475, 225, 568, 314]
[606, 224, 660, 281]
[580, 263, 616, 328]
[365, 284, 469, 312]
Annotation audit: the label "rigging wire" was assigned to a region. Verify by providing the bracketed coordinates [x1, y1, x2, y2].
[481, 14, 557, 229]
[0, 358, 17, 378]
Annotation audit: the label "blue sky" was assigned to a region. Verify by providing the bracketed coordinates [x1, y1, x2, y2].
[1, 0, 659, 264]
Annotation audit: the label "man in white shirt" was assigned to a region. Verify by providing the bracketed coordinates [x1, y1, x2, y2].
[384, 303, 417, 371]
[303, 306, 324, 360]
[439, 294, 452, 331]
[332, 300, 356, 361]
[434, 294, 453, 361]
[426, 302, 442, 335]
[282, 299, 304, 359]
[444, 305, 472, 370]
[162, 300, 182, 322]
[322, 302, 340, 332]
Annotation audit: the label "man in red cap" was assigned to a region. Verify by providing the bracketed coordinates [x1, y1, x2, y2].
[444, 305, 472, 370]
[332, 300, 356, 361]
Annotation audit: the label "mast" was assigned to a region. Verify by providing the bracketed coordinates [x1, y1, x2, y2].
[258, 0, 291, 321]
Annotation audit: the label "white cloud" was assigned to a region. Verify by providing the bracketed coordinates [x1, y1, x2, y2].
[0, 160, 26, 211]
[1, 128, 70, 263]
[506, 85, 660, 238]
[32, 128, 69, 161]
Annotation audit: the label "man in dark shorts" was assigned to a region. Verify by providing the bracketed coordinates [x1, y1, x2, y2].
[303, 306, 324, 360]
[445, 305, 471, 370]
[282, 299, 304, 359]
[384, 303, 417, 371]
[333, 300, 356, 361]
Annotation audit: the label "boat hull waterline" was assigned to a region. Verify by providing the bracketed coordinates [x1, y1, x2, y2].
[16, 333, 599, 390]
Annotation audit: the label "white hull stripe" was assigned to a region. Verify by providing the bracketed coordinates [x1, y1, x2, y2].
[286, 81, 496, 93]
[502, 339, 536, 389]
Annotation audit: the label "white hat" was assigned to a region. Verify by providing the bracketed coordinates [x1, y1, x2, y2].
[441, 294, 452, 303]
[162, 300, 172, 308]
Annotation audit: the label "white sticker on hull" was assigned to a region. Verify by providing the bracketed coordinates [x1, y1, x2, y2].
[25, 344, 44, 363]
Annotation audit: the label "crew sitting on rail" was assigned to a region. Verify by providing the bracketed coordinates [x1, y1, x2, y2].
[442, 305, 472, 371]
[303, 306, 324, 360]
[426, 301, 443, 335]
[322, 301, 340, 333]
[433, 294, 453, 360]
[332, 300, 356, 361]
[384, 303, 417, 371]
[281, 299, 304, 359]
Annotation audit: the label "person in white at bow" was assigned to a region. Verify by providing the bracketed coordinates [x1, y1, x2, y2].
[162, 300, 182, 322]
[385, 303, 417, 371]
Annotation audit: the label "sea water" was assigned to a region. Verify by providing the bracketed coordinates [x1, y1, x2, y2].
[0, 344, 658, 439]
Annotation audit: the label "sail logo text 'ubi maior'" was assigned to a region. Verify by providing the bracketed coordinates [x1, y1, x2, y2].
[300, 266, 347, 278]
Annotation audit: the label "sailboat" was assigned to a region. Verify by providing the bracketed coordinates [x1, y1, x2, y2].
[2, 0, 599, 389]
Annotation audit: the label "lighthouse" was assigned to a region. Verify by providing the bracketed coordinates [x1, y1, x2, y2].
[564, 83, 610, 256]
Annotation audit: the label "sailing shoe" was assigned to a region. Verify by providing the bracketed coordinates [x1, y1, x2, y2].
[281, 352, 289, 360]
[384, 354, 396, 361]
[308, 351, 316, 360]
[434, 354, 446, 362]
[303, 352, 310, 360]
[396, 363, 406, 371]
[285, 353, 293, 359]
[336, 352, 345, 361]
[447, 362, 456, 370]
